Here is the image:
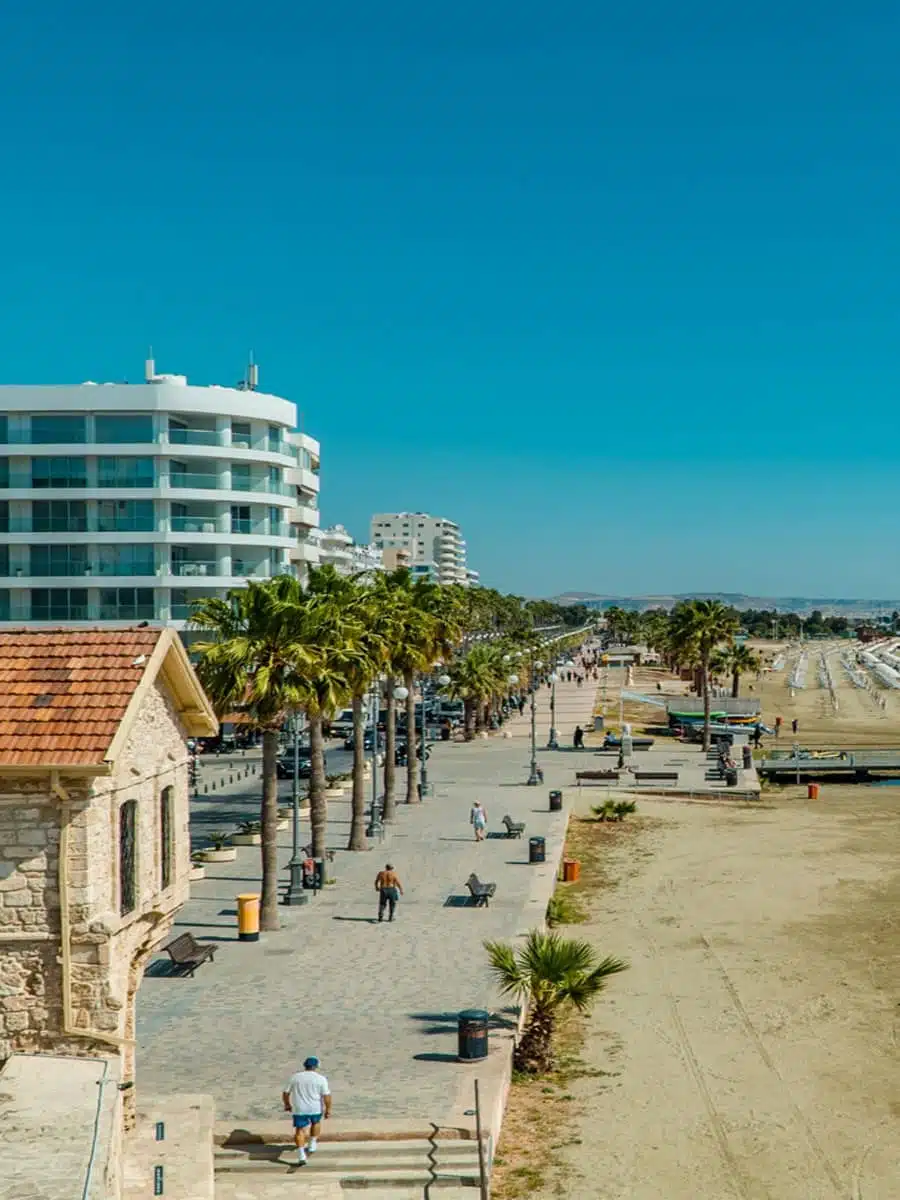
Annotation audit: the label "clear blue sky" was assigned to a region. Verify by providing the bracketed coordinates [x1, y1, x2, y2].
[2, 1, 899, 598]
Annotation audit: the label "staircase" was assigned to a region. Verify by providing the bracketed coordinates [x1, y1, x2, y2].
[212, 1122, 483, 1199]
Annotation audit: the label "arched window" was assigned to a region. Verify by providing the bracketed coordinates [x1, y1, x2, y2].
[160, 786, 173, 890]
[119, 800, 137, 915]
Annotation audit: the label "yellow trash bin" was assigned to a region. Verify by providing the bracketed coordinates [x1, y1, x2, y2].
[237, 893, 260, 942]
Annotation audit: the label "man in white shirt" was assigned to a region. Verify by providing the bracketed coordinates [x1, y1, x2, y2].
[281, 1056, 332, 1166]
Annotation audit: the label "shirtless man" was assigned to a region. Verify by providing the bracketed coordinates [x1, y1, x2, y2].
[374, 863, 404, 922]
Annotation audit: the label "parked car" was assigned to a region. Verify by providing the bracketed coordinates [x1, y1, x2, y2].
[344, 728, 385, 752]
[329, 708, 356, 739]
[276, 752, 312, 779]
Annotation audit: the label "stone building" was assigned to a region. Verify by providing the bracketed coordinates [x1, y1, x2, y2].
[0, 628, 216, 1095]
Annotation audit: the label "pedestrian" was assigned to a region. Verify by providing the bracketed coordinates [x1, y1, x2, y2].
[517, 697, 525, 715]
[374, 863, 403, 922]
[573, 725, 584, 749]
[470, 800, 488, 842]
[282, 1056, 332, 1167]
[791, 718, 799, 735]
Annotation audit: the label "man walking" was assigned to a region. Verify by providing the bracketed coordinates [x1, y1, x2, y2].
[282, 1056, 331, 1166]
[374, 863, 403, 922]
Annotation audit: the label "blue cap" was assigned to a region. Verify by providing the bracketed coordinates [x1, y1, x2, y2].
[304, 1056, 319, 1069]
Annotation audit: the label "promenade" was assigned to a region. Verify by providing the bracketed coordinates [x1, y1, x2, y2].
[136, 677, 596, 1126]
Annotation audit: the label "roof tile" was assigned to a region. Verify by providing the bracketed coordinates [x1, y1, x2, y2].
[0, 628, 164, 767]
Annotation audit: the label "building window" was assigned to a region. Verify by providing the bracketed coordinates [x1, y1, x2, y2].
[0, 590, 9, 620]
[99, 587, 155, 620]
[31, 414, 87, 444]
[267, 425, 283, 453]
[160, 786, 173, 890]
[119, 800, 137, 916]
[0, 458, 7, 488]
[31, 457, 87, 488]
[0, 417, 7, 443]
[31, 588, 88, 620]
[0, 502, 7, 533]
[31, 545, 89, 577]
[231, 422, 252, 447]
[96, 545, 155, 576]
[95, 414, 154, 443]
[32, 500, 87, 532]
[96, 499, 155, 532]
[97, 457, 155, 488]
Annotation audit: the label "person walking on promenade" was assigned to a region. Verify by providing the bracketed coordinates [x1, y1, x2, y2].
[792, 718, 799, 735]
[470, 800, 488, 842]
[282, 1056, 332, 1166]
[374, 863, 403, 922]
[573, 725, 584, 749]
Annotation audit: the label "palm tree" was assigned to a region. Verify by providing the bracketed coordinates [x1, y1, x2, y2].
[484, 930, 628, 1073]
[724, 643, 761, 698]
[190, 577, 321, 932]
[669, 600, 739, 749]
[371, 570, 414, 821]
[444, 645, 506, 739]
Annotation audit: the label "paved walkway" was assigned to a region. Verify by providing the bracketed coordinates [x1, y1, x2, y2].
[135, 679, 597, 1125]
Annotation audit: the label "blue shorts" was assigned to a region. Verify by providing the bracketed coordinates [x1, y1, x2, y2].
[292, 1113, 322, 1129]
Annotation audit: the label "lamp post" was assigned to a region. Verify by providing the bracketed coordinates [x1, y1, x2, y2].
[527, 657, 543, 785]
[547, 671, 559, 748]
[366, 678, 381, 836]
[420, 672, 451, 797]
[284, 711, 308, 905]
[393, 684, 410, 801]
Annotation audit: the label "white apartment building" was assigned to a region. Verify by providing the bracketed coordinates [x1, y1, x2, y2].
[0, 365, 320, 629]
[370, 512, 472, 586]
[317, 524, 384, 576]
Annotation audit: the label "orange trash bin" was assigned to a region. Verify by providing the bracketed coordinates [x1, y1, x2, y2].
[807, 783, 820, 800]
[236, 893, 260, 942]
[562, 859, 581, 883]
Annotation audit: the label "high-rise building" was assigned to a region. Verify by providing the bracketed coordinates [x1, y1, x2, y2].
[0, 364, 320, 630]
[317, 524, 383, 576]
[370, 512, 472, 586]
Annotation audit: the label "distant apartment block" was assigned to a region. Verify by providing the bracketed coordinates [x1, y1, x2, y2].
[316, 524, 384, 576]
[370, 512, 473, 587]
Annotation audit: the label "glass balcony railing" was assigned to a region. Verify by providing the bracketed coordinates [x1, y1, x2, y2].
[171, 515, 219, 533]
[232, 561, 270, 577]
[167, 560, 219, 577]
[229, 519, 291, 537]
[167, 428, 222, 446]
[169, 472, 220, 490]
[230, 477, 292, 496]
[9, 605, 160, 622]
[8, 474, 89, 490]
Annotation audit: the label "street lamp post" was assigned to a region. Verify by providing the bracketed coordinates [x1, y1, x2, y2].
[284, 712, 308, 905]
[548, 671, 559, 748]
[393, 684, 410, 801]
[366, 679, 381, 836]
[527, 657, 543, 785]
[419, 672, 451, 797]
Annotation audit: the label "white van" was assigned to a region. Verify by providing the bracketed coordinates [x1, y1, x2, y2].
[330, 708, 356, 738]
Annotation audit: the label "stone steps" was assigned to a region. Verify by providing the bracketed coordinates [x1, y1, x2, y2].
[214, 1132, 481, 1192]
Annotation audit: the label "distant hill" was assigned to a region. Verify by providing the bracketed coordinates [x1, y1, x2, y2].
[553, 592, 900, 618]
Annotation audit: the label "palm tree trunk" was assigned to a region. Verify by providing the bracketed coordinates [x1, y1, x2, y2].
[405, 667, 419, 803]
[732, 669, 740, 699]
[308, 714, 328, 860]
[347, 692, 367, 850]
[702, 649, 712, 751]
[475, 699, 485, 735]
[383, 676, 396, 821]
[259, 728, 280, 931]
[464, 697, 475, 740]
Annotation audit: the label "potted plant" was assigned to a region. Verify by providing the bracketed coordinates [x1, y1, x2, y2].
[189, 851, 206, 881]
[325, 774, 345, 798]
[195, 831, 237, 863]
[230, 819, 262, 846]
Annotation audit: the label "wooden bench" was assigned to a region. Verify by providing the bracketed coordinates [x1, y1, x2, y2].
[465, 873, 497, 908]
[161, 931, 218, 976]
[633, 771, 679, 784]
[502, 814, 525, 838]
[575, 770, 620, 784]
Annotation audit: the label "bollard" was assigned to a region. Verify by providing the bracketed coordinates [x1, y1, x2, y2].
[236, 893, 260, 942]
[203, 784, 208, 794]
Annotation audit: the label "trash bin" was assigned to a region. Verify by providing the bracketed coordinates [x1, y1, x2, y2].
[549, 789, 563, 812]
[742, 745, 753, 769]
[593, 715, 605, 732]
[808, 782, 820, 800]
[725, 768, 738, 787]
[458, 1009, 489, 1061]
[236, 893, 260, 942]
[302, 858, 325, 890]
[529, 836, 546, 864]
[562, 859, 580, 883]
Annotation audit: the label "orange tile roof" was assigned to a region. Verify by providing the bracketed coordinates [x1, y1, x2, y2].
[0, 628, 165, 766]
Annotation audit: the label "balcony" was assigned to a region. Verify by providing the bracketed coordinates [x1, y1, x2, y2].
[171, 515, 219, 534]
[1, 604, 158, 623]
[167, 428, 222, 447]
[231, 559, 271, 578]
[230, 476, 293, 497]
[169, 471, 219, 490]
[168, 560, 219, 577]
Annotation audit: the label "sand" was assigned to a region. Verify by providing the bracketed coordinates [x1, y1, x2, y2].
[542, 643, 900, 1198]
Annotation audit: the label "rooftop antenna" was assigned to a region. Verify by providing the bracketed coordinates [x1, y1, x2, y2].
[247, 352, 259, 392]
[144, 346, 156, 383]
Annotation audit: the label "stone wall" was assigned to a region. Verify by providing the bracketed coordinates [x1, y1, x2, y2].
[0, 678, 194, 1088]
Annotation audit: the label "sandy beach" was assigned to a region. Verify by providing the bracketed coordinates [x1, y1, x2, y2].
[533, 643, 900, 1198]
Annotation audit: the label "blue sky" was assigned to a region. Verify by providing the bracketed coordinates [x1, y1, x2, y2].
[2, 0, 900, 597]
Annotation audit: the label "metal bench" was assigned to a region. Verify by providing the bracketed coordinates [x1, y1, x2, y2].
[575, 770, 621, 784]
[633, 771, 679, 784]
[161, 931, 218, 976]
[501, 814, 525, 838]
[465, 873, 497, 907]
